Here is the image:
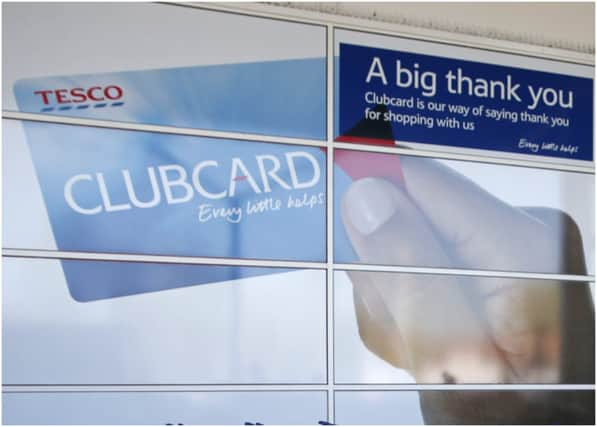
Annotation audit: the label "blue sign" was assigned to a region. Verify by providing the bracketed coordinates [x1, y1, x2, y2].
[339, 43, 593, 161]
[12, 60, 357, 303]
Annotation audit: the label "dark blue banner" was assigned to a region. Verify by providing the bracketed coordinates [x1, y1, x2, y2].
[339, 43, 593, 161]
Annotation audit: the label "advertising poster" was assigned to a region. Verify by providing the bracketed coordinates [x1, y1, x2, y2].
[3, 3, 595, 425]
[335, 29, 594, 165]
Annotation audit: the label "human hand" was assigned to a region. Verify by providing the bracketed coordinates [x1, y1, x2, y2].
[340, 155, 594, 423]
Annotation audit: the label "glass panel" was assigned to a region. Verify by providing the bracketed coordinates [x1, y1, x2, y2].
[334, 390, 594, 425]
[3, 258, 326, 384]
[4, 3, 326, 139]
[334, 149, 595, 274]
[334, 270, 594, 384]
[3, 391, 327, 425]
[3, 120, 326, 261]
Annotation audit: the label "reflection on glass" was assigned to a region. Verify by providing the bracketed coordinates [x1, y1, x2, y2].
[334, 150, 595, 274]
[335, 390, 595, 425]
[3, 258, 326, 384]
[335, 271, 594, 384]
[3, 391, 327, 425]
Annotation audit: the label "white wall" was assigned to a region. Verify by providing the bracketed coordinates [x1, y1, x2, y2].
[266, 2, 595, 53]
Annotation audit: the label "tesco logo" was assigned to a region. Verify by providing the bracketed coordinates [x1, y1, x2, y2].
[34, 85, 124, 111]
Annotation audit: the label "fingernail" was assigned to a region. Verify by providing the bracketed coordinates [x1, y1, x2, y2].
[343, 177, 397, 235]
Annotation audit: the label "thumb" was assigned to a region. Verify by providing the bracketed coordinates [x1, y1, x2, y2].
[340, 177, 450, 268]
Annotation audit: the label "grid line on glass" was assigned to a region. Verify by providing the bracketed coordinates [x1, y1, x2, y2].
[2, 251, 593, 283]
[2, 4, 594, 424]
[3, 112, 594, 175]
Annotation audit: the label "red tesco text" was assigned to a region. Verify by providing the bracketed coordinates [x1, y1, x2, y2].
[34, 85, 123, 105]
